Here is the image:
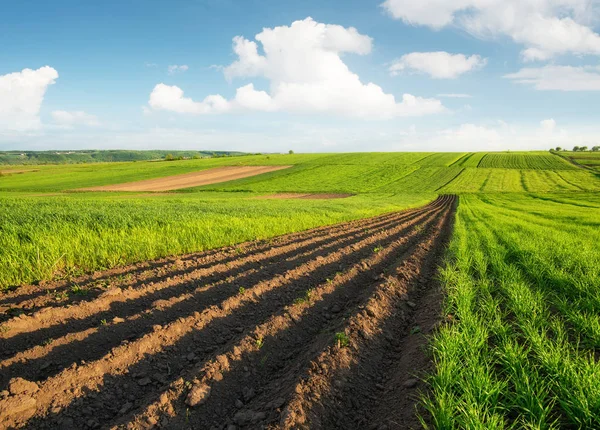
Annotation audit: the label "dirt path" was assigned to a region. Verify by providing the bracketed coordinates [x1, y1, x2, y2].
[79, 165, 292, 192]
[0, 196, 456, 429]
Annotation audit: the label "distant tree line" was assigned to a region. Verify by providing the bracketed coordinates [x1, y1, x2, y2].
[0, 150, 248, 165]
[550, 146, 600, 152]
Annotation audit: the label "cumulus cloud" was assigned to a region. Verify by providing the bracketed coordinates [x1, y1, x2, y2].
[148, 17, 444, 118]
[0, 66, 58, 131]
[381, 0, 600, 61]
[167, 65, 189, 74]
[504, 65, 600, 91]
[389, 52, 486, 78]
[51, 110, 100, 127]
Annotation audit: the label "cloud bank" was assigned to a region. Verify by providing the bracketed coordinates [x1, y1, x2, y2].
[148, 18, 444, 118]
[382, 0, 600, 61]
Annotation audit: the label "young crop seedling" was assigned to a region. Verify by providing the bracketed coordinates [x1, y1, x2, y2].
[54, 291, 69, 301]
[70, 285, 88, 296]
[255, 337, 264, 349]
[238, 286, 246, 295]
[373, 245, 383, 253]
[335, 332, 350, 348]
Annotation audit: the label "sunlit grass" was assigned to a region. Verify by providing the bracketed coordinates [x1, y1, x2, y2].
[423, 193, 600, 428]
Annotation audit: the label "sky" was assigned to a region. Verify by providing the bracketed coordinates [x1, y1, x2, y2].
[2, 0, 600, 153]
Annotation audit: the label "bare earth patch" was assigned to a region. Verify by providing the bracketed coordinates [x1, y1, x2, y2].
[0, 196, 456, 429]
[257, 193, 353, 200]
[0, 170, 39, 176]
[79, 165, 292, 192]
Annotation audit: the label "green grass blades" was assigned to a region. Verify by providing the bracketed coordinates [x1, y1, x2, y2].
[423, 193, 600, 429]
[0, 191, 433, 289]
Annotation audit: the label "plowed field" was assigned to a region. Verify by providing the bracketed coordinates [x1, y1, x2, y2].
[0, 195, 456, 429]
[80, 166, 292, 192]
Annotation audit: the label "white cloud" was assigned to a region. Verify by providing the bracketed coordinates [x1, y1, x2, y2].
[437, 93, 473, 98]
[418, 119, 572, 151]
[51, 110, 100, 127]
[540, 118, 556, 133]
[148, 17, 444, 118]
[382, 0, 600, 61]
[504, 65, 600, 90]
[390, 52, 487, 79]
[149, 83, 230, 114]
[167, 65, 189, 74]
[0, 66, 58, 131]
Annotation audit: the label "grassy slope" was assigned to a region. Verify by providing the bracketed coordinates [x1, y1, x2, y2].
[558, 151, 600, 172]
[424, 193, 600, 428]
[0, 192, 434, 288]
[1, 151, 599, 290]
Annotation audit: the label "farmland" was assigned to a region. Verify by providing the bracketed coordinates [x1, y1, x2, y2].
[0, 151, 599, 429]
[560, 151, 600, 172]
[425, 193, 600, 428]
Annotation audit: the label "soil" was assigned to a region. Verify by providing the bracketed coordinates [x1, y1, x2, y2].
[256, 193, 353, 200]
[0, 195, 456, 430]
[0, 169, 39, 176]
[79, 166, 292, 192]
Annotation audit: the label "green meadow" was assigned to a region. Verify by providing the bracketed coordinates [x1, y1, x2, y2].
[1, 151, 599, 290]
[1, 150, 600, 427]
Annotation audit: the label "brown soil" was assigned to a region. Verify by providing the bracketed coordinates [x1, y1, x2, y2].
[257, 193, 353, 200]
[79, 166, 292, 192]
[0, 196, 456, 430]
[0, 169, 39, 176]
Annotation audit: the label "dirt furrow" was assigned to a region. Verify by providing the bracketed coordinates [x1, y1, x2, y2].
[0, 202, 438, 369]
[0, 201, 431, 312]
[116, 197, 454, 430]
[0, 199, 449, 429]
[0, 199, 443, 328]
[279, 195, 456, 429]
[0, 204, 439, 390]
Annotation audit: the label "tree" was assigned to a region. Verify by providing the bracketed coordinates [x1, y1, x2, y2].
[592, 146, 600, 152]
[573, 146, 580, 152]
[288, 150, 294, 154]
[581, 146, 588, 152]
[555, 146, 562, 152]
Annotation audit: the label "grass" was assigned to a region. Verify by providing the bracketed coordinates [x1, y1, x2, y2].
[558, 151, 600, 172]
[1, 151, 599, 292]
[478, 152, 576, 169]
[2, 150, 600, 429]
[0, 191, 433, 289]
[423, 193, 600, 428]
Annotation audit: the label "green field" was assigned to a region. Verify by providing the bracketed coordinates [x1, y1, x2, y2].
[0, 149, 243, 165]
[1, 150, 600, 428]
[1, 151, 599, 290]
[425, 193, 600, 428]
[560, 151, 600, 172]
[0, 191, 433, 288]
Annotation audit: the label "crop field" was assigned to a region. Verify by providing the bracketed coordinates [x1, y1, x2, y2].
[425, 193, 600, 428]
[1, 151, 599, 429]
[561, 151, 600, 172]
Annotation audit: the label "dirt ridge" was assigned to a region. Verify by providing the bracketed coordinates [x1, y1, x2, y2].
[0, 196, 456, 430]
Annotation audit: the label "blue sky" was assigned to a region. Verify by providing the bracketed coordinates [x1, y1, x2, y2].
[2, 0, 600, 152]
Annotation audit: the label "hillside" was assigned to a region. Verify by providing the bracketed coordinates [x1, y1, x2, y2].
[0, 150, 246, 165]
[1, 151, 598, 193]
